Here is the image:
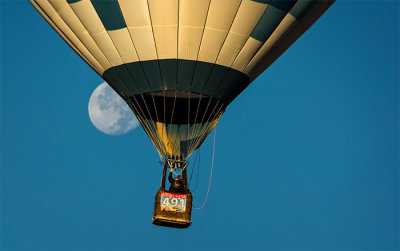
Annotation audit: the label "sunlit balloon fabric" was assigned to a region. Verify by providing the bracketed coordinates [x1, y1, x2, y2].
[30, 0, 334, 159]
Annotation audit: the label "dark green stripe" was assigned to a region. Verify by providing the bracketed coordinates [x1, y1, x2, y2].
[289, 0, 316, 19]
[190, 63, 214, 95]
[251, 1, 296, 42]
[67, 0, 82, 3]
[125, 63, 151, 93]
[270, 0, 297, 12]
[104, 68, 132, 99]
[90, 0, 126, 31]
[268, 0, 316, 20]
[102, 59, 250, 104]
[177, 60, 196, 91]
[251, 0, 299, 13]
[203, 66, 229, 96]
[141, 61, 163, 91]
[219, 71, 251, 105]
[250, 0, 272, 3]
[159, 59, 177, 91]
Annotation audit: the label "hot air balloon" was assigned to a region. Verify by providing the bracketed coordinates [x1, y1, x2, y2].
[29, 0, 334, 228]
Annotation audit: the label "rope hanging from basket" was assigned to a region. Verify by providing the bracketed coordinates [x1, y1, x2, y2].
[193, 127, 216, 210]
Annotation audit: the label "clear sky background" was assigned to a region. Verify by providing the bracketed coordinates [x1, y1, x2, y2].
[1, 1, 399, 250]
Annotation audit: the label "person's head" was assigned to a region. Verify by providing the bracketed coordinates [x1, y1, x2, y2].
[173, 175, 182, 186]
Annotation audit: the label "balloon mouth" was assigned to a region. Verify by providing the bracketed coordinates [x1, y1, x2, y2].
[128, 93, 222, 124]
[151, 90, 205, 99]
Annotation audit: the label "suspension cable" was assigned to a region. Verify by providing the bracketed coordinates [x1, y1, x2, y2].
[188, 149, 199, 185]
[194, 127, 216, 210]
[189, 149, 201, 192]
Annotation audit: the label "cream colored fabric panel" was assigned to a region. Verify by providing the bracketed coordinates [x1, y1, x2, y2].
[178, 26, 203, 60]
[119, 1, 157, 61]
[178, 0, 210, 61]
[118, 0, 151, 27]
[230, 0, 267, 36]
[149, 0, 178, 60]
[244, 14, 297, 77]
[128, 27, 158, 61]
[30, 0, 104, 74]
[216, 32, 247, 67]
[231, 37, 263, 72]
[70, 0, 125, 67]
[148, 0, 178, 26]
[108, 28, 139, 63]
[46, 0, 110, 72]
[92, 31, 124, 66]
[69, 0, 104, 35]
[206, 0, 241, 30]
[197, 28, 228, 63]
[153, 26, 178, 59]
[179, 0, 210, 27]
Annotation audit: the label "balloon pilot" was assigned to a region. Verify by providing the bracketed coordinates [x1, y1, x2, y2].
[168, 169, 186, 194]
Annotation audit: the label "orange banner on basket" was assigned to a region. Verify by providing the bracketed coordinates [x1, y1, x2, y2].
[161, 192, 187, 199]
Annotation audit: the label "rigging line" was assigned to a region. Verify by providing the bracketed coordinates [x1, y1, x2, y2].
[140, 98, 167, 155]
[184, 2, 245, 152]
[194, 127, 216, 210]
[188, 149, 199, 186]
[187, 97, 216, 154]
[190, 113, 220, 159]
[127, 97, 155, 143]
[190, 149, 201, 193]
[124, 21, 166, 148]
[130, 107, 161, 156]
[187, 97, 217, 154]
[167, 99, 184, 159]
[166, 92, 177, 156]
[186, 0, 212, 94]
[120, 48, 164, 152]
[145, 0, 166, 124]
[126, 101, 165, 156]
[187, 95, 203, 150]
[129, 96, 161, 146]
[185, 0, 212, 146]
[188, 0, 243, 148]
[190, 102, 223, 154]
[169, 123, 182, 159]
[191, 121, 215, 158]
[187, 0, 243, 149]
[166, 0, 180, 157]
[186, 92, 191, 159]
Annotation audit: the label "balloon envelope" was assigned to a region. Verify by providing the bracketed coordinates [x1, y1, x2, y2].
[30, 0, 334, 159]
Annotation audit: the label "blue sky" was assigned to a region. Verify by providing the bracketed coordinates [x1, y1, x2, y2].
[1, 1, 399, 250]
